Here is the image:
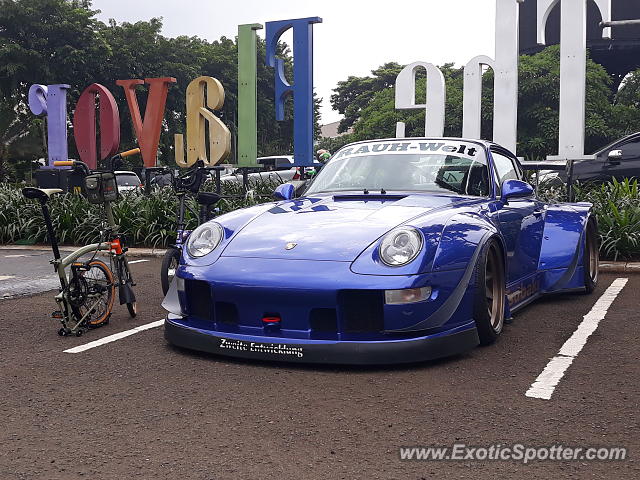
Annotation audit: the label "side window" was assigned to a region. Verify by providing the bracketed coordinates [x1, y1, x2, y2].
[491, 151, 520, 193]
[274, 158, 293, 171]
[621, 140, 640, 158]
[259, 158, 276, 171]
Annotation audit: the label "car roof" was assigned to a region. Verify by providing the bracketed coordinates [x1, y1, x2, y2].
[257, 155, 294, 161]
[594, 132, 640, 156]
[114, 171, 139, 175]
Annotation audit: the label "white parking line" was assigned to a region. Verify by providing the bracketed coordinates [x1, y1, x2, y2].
[0, 275, 16, 281]
[127, 259, 150, 264]
[525, 278, 628, 400]
[63, 319, 164, 354]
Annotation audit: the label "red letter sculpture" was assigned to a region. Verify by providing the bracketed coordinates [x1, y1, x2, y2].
[116, 77, 177, 167]
[73, 83, 120, 170]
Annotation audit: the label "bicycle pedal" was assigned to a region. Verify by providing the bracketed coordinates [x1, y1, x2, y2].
[51, 311, 64, 319]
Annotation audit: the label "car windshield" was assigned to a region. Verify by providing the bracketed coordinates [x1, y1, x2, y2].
[116, 174, 140, 186]
[306, 140, 490, 196]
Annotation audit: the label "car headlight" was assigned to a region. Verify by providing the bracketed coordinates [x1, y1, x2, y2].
[186, 223, 224, 257]
[379, 227, 423, 266]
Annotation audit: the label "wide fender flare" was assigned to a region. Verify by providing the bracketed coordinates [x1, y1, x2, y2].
[538, 202, 593, 291]
[431, 213, 502, 273]
[390, 214, 500, 333]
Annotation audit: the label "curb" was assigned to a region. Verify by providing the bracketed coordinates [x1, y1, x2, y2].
[2, 244, 639, 272]
[599, 262, 640, 274]
[0, 244, 166, 258]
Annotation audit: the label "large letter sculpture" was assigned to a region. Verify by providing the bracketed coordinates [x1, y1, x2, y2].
[463, 0, 523, 153]
[28, 84, 70, 167]
[73, 83, 120, 170]
[174, 76, 231, 168]
[395, 62, 446, 138]
[266, 17, 322, 167]
[537, 0, 611, 159]
[237, 23, 263, 167]
[116, 77, 177, 167]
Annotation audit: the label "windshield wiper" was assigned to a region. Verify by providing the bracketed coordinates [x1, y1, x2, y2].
[362, 188, 387, 194]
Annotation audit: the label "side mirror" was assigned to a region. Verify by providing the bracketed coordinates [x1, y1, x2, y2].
[273, 183, 294, 201]
[501, 179, 534, 203]
[608, 149, 622, 164]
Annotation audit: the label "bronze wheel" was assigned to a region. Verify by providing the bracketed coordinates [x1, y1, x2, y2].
[474, 239, 506, 345]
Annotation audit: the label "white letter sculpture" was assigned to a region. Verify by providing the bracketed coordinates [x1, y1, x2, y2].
[538, 0, 611, 160]
[463, 0, 523, 153]
[395, 62, 446, 138]
[395, 0, 613, 158]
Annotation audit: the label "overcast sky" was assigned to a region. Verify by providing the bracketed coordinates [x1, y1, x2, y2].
[92, 0, 498, 124]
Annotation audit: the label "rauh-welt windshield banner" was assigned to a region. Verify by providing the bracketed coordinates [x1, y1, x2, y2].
[333, 141, 481, 160]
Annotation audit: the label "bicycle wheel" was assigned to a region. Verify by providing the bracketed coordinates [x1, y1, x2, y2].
[161, 247, 181, 296]
[72, 259, 115, 327]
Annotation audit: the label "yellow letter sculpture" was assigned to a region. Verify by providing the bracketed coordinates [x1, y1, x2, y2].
[175, 76, 231, 167]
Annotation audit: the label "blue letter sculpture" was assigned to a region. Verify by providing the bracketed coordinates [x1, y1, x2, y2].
[265, 17, 322, 167]
[28, 84, 70, 168]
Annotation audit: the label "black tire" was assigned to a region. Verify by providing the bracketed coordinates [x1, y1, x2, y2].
[583, 219, 599, 294]
[161, 247, 181, 296]
[70, 259, 115, 328]
[472, 239, 506, 345]
[127, 301, 137, 318]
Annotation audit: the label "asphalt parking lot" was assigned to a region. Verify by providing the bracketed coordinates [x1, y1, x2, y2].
[0, 251, 638, 479]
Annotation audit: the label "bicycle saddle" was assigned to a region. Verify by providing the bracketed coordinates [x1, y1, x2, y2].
[22, 187, 64, 202]
[196, 192, 221, 206]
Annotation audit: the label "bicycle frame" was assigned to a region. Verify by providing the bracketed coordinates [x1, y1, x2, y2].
[30, 149, 141, 335]
[172, 193, 204, 249]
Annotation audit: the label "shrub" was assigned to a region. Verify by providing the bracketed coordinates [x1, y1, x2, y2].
[574, 178, 640, 261]
[0, 180, 278, 248]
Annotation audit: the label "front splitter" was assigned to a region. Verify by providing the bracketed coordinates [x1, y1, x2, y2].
[164, 316, 479, 365]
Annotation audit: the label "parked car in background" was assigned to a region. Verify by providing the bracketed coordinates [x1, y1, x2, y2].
[528, 132, 640, 187]
[114, 171, 143, 193]
[574, 132, 640, 183]
[219, 156, 296, 184]
[218, 156, 322, 185]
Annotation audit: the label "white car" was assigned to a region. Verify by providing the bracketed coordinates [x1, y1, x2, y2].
[219, 156, 323, 184]
[114, 171, 143, 193]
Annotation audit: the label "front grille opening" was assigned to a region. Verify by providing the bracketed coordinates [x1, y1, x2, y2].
[215, 302, 239, 325]
[309, 308, 338, 333]
[339, 290, 384, 333]
[185, 279, 212, 320]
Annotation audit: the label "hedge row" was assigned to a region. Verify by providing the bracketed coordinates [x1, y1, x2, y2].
[1, 179, 639, 260]
[0, 181, 276, 248]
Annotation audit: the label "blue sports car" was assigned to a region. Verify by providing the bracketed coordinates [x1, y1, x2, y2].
[163, 138, 599, 364]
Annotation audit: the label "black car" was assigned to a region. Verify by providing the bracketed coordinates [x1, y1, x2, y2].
[524, 132, 640, 186]
[573, 132, 640, 183]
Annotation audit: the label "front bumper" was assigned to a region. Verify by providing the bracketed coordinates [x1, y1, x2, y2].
[165, 315, 479, 365]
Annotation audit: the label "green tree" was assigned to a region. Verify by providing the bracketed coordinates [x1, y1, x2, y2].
[0, 0, 109, 178]
[0, 0, 320, 179]
[328, 46, 640, 159]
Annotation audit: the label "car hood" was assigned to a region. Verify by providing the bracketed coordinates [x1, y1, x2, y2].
[221, 193, 477, 261]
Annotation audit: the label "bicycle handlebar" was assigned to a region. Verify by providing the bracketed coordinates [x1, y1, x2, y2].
[54, 160, 91, 176]
[120, 148, 141, 158]
[146, 162, 225, 194]
[52, 148, 141, 176]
